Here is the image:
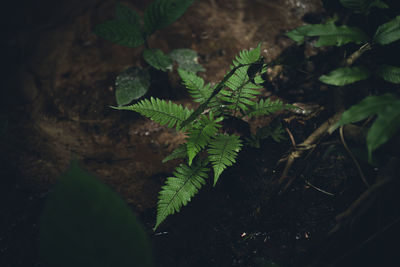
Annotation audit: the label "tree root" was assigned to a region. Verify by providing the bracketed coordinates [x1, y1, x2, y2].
[329, 157, 400, 235]
[278, 110, 343, 189]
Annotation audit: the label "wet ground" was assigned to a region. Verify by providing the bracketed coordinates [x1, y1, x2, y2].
[2, 0, 400, 266]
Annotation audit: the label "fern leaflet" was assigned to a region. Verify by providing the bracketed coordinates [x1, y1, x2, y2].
[178, 69, 213, 103]
[219, 44, 266, 115]
[208, 134, 242, 186]
[186, 112, 222, 165]
[113, 97, 193, 130]
[154, 159, 209, 230]
[246, 98, 288, 118]
[162, 144, 187, 163]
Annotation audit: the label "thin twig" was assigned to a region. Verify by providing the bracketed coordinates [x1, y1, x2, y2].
[339, 125, 370, 188]
[305, 180, 335, 196]
[285, 127, 296, 147]
[329, 176, 393, 235]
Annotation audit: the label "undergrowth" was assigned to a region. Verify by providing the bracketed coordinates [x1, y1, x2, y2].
[114, 44, 294, 229]
[286, 0, 400, 163]
[94, 0, 204, 106]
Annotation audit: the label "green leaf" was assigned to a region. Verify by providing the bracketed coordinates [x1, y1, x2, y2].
[40, 160, 154, 267]
[246, 98, 288, 118]
[115, 3, 141, 25]
[186, 112, 221, 165]
[232, 43, 262, 66]
[367, 106, 400, 161]
[113, 97, 193, 130]
[177, 69, 213, 103]
[169, 49, 205, 73]
[336, 94, 400, 162]
[377, 65, 400, 84]
[154, 159, 209, 230]
[220, 45, 264, 115]
[286, 24, 315, 43]
[374, 15, 400, 45]
[162, 144, 187, 163]
[144, 0, 194, 35]
[208, 134, 242, 185]
[369, 0, 389, 9]
[93, 20, 144, 48]
[339, 0, 388, 14]
[319, 66, 370, 86]
[115, 67, 150, 106]
[338, 94, 400, 125]
[143, 49, 173, 71]
[286, 21, 368, 47]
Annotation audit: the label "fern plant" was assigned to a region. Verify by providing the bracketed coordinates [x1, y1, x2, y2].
[114, 44, 292, 229]
[286, 0, 400, 162]
[94, 1, 204, 106]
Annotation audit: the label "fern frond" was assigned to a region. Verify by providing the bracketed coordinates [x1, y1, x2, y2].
[232, 43, 262, 66]
[154, 159, 209, 230]
[218, 45, 264, 115]
[208, 134, 242, 185]
[219, 81, 262, 114]
[178, 69, 213, 103]
[179, 45, 264, 129]
[114, 97, 192, 130]
[162, 144, 187, 163]
[186, 112, 222, 165]
[144, 0, 194, 35]
[246, 98, 288, 118]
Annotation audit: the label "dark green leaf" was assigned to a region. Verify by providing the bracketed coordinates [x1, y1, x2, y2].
[367, 105, 400, 161]
[115, 3, 141, 25]
[377, 65, 400, 84]
[286, 24, 314, 43]
[374, 15, 400, 45]
[143, 49, 173, 71]
[336, 94, 400, 162]
[113, 97, 193, 131]
[208, 134, 242, 185]
[154, 159, 209, 230]
[169, 49, 205, 73]
[338, 94, 400, 125]
[93, 20, 144, 47]
[40, 160, 154, 267]
[177, 68, 212, 103]
[115, 67, 150, 106]
[340, 0, 388, 14]
[144, 0, 194, 35]
[286, 22, 368, 47]
[319, 66, 370, 86]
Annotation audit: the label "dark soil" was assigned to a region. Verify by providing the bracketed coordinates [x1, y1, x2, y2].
[1, 0, 400, 266]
